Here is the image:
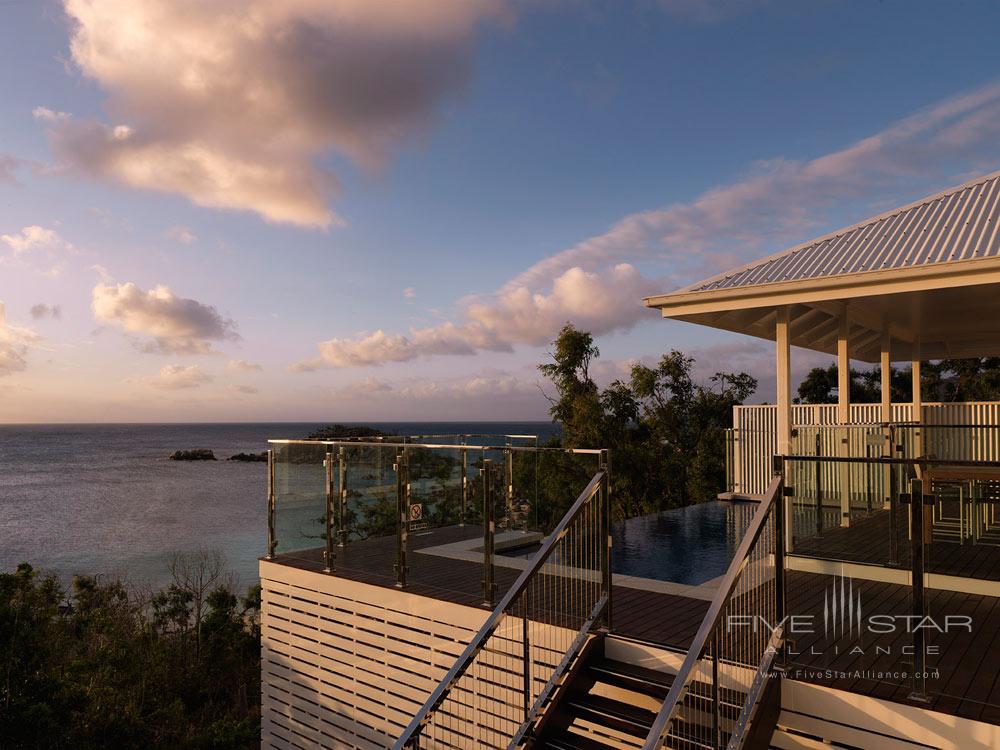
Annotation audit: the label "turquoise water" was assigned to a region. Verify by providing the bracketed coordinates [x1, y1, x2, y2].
[0, 422, 557, 590]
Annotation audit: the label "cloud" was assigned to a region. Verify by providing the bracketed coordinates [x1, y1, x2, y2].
[292, 263, 658, 369]
[228, 358, 262, 372]
[1, 225, 75, 276]
[42, 0, 510, 228]
[0, 154, 23, 184]
[292, 80, 1000, 369]
[32, 106, 71, 122]
[403, 287, 416, 299]
[333, 370, 540, 403]
[0, 302, 40, 376]
[507, 80, 1000, 294]
[1, 225, 73, 255]
[138, 364, 213, 390]
[166, 225, 197, 244]
[228, 383, 259, 395]
[92, 281, 239, 354]
[30, 303, 62, 320]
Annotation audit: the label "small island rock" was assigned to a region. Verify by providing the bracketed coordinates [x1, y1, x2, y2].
[169, 449, 217, 461]
[228, 452, 268, 462]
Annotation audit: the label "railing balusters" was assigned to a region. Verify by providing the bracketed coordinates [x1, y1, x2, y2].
[393, 469, 609, 750]
[641, 472, 784, 750]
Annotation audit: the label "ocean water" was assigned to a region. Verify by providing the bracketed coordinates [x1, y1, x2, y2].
[0, 422, 557, 591]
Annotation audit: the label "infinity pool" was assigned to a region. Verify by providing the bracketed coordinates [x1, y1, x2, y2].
[500, 500, 754, 586]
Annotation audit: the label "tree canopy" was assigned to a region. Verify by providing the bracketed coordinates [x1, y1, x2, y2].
[538, 324, 757, 515]
[796, 358, 1000, 404]
[0, 555, 260, 749]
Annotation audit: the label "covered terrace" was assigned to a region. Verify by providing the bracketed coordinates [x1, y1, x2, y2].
[645, 169, 1000, 584]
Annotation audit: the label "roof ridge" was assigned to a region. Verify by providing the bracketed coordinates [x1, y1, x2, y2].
[675, 167, 1000, 294]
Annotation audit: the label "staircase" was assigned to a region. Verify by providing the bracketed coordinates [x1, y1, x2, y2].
[529, 636, 745, 750]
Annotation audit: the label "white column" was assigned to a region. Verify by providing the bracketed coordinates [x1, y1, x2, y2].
[838, 313, 851, 424]
[837, 312, 851, 526]
[881, 331, 892, 424]
[776, 307, 792, 455]
[775, 306, 793, 552]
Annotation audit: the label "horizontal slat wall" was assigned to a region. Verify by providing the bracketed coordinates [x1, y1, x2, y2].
[260, 561, 571, 750]
[731, 402, 1000, 494]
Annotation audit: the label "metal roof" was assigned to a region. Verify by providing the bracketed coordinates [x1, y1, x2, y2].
[684, 169, 1000, 293]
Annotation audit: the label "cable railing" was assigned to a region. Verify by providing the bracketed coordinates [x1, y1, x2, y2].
[641, 466, 785, 750]
[392, 457, 610, 750]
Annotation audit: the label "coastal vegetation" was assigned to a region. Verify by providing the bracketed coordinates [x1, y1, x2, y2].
[796, 358, 1000, 403]
[535, 324, 757, 519]
[0, 553, 260, 749]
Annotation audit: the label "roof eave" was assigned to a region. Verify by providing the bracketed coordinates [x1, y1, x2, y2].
[644, 255, 1000, 317]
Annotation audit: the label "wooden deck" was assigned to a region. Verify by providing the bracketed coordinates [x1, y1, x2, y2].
[270, 524, 709, 650]
[792, 505, 1000, 580]
[269, 523, 1000, 726]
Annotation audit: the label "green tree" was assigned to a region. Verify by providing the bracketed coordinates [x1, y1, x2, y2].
[796, 363, 911, 404]
[538, 325, 757, 515]
[0, 560, 261, 749]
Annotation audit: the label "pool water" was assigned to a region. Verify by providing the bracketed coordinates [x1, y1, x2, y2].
[500, 500, 754, 586]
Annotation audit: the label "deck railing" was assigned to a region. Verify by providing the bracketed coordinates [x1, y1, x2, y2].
[726, 420, 1000, 497]
[641, 465, 785, 750]
[392, 457, 610, 749]
[265, 435, 604, 603]
[782, 453, 1000, 709]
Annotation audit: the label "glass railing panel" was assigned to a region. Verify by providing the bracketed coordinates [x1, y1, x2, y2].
[403, 445, 487, 600]
[271, 442, 329, 567]
[334, 442, 398, 584]
[786, 456, 905, 569]
[783, 455, 914, 701]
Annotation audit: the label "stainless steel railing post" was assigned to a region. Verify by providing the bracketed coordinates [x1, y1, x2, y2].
[460, 438, 468, 527]
[600, 449, 612, 632]
[815, 431, 823, 536]
[909, 477, 929, 702]
[324, 448, 335, 573]
[338, 446, 348, 548]
[482, 459, 495, 608]
[266, 449, 276, 559]
[711, 629, 720, 749]
[395, 447, 409, 589]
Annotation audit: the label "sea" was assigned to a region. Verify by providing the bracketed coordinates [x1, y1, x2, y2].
[0, 422, 558, 592]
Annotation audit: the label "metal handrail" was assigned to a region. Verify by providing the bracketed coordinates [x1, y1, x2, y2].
[783, 454, 1000, 467]
[269, 438, 604, 455]
[392, 469, 608, 750]
[641, 473, 783, 750]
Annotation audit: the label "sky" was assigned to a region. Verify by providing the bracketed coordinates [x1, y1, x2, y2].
[2, 0, 1000, 423]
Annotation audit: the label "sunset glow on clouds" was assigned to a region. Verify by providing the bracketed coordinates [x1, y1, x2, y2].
[42, 0, 510, 228]
[2, 1, 1000, 421]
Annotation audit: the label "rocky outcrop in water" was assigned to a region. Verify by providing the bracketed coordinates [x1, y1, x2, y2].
[227, 452, 268, 462]
[305, 424, 390, 440]
[169, 449, 217, 461]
